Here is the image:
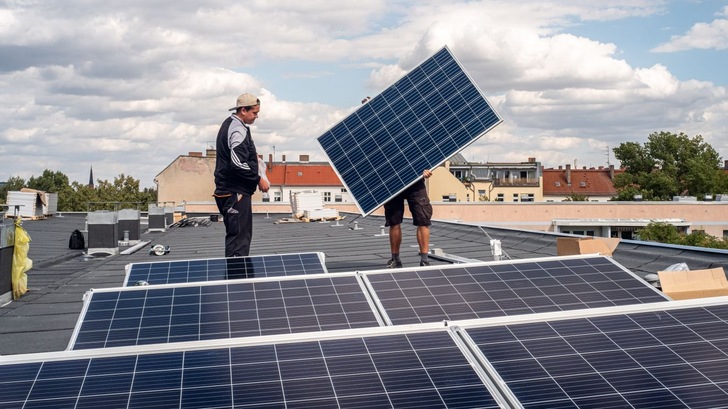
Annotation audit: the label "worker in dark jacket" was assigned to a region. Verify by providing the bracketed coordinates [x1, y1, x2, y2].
[214, 93, 269, 257]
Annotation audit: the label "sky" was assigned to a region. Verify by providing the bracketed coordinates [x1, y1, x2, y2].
[1, 0, 727, 189]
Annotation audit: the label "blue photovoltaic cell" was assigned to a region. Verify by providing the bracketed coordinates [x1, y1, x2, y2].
[123, 252, 327, 286]
[365, 255, 668, 324]
[70, 275, 379, 350]
[466, 303, 728, 408]
[0, 331, 501, 408]
[317, 46, 502, 216]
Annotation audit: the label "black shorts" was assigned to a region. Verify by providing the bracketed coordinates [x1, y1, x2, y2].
[384, 179, 433, 227]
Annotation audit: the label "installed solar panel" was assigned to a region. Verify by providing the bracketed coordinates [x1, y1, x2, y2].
[364, 255, 668, 325]
[123, 252, 327, 286]
[463, 300, 728, 408]
[69, 274, 381, 350]
[317, 46, 502, 216]
[0, 329, 502, 408]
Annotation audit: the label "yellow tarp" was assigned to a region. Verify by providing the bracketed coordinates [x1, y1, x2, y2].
[12, 219, 32, 299]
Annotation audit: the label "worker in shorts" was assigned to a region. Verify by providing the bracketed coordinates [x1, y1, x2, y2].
[384, 169, 433, 268]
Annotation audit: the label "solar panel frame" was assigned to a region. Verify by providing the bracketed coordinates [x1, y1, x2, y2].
[455, 297, 728, 408]
[317, 46, 503, 216]
[68, 272, 385, 351]
[122, 251, 328, 286]
[360, 254, 669, 325]
[1, 324, 507, 409]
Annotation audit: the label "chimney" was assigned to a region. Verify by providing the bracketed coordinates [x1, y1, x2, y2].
[189, 151, 202, 157]
[528, 157, 536, 163]
[268, 154, 273, 171]
[282, 154, 286, 163]
[558, 166, 562, 170]
[565, 164, 571, 185]
[206, 149, 216, 158]
[609, 164, 615, 180]
[300, 154, 309, 163]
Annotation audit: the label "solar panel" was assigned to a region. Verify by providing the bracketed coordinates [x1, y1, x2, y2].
[69, 274, 381, 350]
[123, 252, 327, 286]
[363, 255, 668, 325]
[462, 299, 728, 408]
[317, 46, 502, 216]
[0, 328, 503, 408]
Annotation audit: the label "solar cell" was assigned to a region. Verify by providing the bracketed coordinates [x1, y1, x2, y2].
[1, 329, 502, 409]
[123, 252, 327, 286]
[69, 274, 381, 350]
[363, 255, 668, 325]
[317, 46, 502, 216]
[463, 300, 728, 408]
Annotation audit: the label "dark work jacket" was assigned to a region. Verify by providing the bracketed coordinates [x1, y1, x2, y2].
[214, 115, 260, 195]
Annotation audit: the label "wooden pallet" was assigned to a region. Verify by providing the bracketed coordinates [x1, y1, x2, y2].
[3, 214, 46, 221]
[300, 215, 343, 223]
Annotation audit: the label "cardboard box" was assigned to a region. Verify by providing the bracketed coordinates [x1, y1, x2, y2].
[658, 267, 728, 300]
[556, 237, 621, 257]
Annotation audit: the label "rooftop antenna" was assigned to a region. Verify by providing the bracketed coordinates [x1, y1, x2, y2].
[606, 145, 611, 166]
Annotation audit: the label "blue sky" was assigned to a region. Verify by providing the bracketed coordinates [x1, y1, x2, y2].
[0, 0, 727, 188]
[568, 1, 726, 86]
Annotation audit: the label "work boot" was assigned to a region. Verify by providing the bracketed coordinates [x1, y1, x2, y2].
[386, 258, 403, 268]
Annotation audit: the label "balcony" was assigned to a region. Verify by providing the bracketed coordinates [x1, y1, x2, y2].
[492, 178, 540, 187]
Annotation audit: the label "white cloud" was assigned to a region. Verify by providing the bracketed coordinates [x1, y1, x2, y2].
[652, 7, 728, 52]
[0, 0, 726, 188]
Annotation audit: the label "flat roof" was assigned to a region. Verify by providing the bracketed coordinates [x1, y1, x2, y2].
[2, 212, 728, 355]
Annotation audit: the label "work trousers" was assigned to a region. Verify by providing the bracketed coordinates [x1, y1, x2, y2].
[214, 192, 253, 257]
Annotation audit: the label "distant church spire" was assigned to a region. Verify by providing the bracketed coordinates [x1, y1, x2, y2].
[88, 166, 94, 188]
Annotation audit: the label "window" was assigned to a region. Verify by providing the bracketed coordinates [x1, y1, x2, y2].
[274, 191, 282, 202]
[323, 192, 331, 202]
[496, 193, 504, 202]
[521, 193, 534, 202]
[341, 188, 347, 193]
[262, 193, 270, 203]
[335, 195, 342, 202]
[724, 230, 728, 238]
[512, 193, 519, 202]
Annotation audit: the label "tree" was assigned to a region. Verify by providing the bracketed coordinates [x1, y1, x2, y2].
[92, 174, 157, 211]
[2, 172, 157, 212]
[0, 176, 26, 203]
[613, 132, 728, 200]
[27, 170, 69, 193]
[636, 222, 683, 243]
[564, 192, 589, 201]
[27, 170, 74, 210]
[637, 222, 728, 250]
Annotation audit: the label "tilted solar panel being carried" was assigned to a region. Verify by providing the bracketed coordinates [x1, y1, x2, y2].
[461, 298, 728, 408]
[317, 46, 502, 216]
[363, 254, 668, 325]
[69, 274, 381, 350]
[123, 252, 327, 286]
[0, 327, 503, 408]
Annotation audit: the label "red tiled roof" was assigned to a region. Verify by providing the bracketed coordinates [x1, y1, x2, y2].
[542, 168, 624, 196]
[265, 163, 343, 186]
